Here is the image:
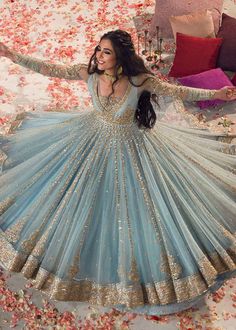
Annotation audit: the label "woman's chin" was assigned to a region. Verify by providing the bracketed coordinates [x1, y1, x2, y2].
[97, 64, 105, 70]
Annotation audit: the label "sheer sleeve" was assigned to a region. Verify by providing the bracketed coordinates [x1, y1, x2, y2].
[11, 51, 88, 81]
[139, 75, 217, 101]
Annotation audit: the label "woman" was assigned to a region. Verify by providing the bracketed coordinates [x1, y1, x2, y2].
[0, 30, 235, 315]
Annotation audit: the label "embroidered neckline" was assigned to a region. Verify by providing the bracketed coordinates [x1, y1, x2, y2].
[93, 74, 132, 112]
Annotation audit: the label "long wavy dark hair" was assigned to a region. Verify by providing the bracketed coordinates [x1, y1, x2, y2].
[87, 30, 156, 129]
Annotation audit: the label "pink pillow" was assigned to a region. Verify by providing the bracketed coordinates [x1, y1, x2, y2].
[169, 33, 223, 78]
[169, 10, 215, 41]
[178, 68, 233, 109]
[149, 0, 223, 38]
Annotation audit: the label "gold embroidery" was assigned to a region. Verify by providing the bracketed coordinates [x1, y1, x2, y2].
[22, 255, 39, 278]
[68, 257, 80, 279]
[173, 274, 207, 302]
[228, 243, 236, 261]
[29, 123, 102, 260]
[198, 256, 218, 285]
[125, 138, 162, 244]
[13, 52, 87, 80]
[92, 74, 135, 125]
[32, 268, 50, 289]
[118, 141, 140, 284]
[20, 227, 42, 254]
[209, 252, 229, 273]
[0, 231, 235, 307]
[0, 150, 8, 170]
[169, 255, 182, 280]
[95, 107, 135, 125]
[145, 284, 161, 304]
[128, 258, 140, 282]
[5, 217, 28, 243]
[144, 76, 217, 101]
[0, 197, 15, 216]
[160, 253, 182, 280]
[160, 252, 170, 275]
[31, 227, 51, 258]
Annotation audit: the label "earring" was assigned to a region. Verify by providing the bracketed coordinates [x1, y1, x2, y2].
[117, 66, 123, 75]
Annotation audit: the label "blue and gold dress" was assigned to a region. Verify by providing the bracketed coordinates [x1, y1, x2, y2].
[0, 54, 235, 315]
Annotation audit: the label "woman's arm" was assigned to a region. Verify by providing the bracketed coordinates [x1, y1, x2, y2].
[11, 52, 88, 81]
[139, 75, 236, 102]
[0, 42, 88, 81]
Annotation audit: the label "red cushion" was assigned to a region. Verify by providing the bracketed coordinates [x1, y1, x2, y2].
[232, 74, 236, 86]
[169, 33, 223, 78]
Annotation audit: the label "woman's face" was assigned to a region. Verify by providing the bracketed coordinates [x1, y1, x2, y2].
[96, 38, 117, 73]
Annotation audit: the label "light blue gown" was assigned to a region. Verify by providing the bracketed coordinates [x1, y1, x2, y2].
[0, 55, 235, 315]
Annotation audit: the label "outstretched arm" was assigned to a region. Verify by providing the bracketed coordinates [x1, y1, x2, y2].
[139, 75, 236, 102]
[0, 42, 88, 81]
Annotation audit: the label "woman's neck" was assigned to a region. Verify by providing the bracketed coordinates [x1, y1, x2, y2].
[103, 70, 122, 83]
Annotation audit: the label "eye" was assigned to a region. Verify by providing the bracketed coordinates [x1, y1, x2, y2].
[104, 50, 111, 55]
[96, 46, 101, 52]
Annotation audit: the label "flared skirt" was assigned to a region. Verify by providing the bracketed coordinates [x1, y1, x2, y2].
[0, 110, 235, 315]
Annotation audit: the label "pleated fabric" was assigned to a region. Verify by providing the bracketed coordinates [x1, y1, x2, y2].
[0, 74, 235, 315]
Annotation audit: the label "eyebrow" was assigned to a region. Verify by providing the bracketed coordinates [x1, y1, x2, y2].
[98, 46, 113, 53]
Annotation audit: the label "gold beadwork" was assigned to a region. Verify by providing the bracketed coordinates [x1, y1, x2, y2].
[12, 52, 87, 80]
[93, 74, 134, 125]
[0, 231, 235, 307]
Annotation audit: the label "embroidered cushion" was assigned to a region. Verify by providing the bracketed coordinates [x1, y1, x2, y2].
[169, 10, 215, 41]
[169, 33, 223, 78]
[217, 13, 236, 72]
[149, 0, 223, 38]
[178, 68, 233, 109]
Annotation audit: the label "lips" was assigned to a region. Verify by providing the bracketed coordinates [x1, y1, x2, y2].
[97, 60, 105, 64]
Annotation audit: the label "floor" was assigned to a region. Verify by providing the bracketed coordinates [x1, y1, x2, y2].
[0, 0, 236, 329]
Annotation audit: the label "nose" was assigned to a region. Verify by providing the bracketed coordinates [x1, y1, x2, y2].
[97, 52, 104, 60]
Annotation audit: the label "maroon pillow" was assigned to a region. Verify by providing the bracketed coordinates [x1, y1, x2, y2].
[232, 74, 236, 86]
[217, 13, 236, 72]
[169, 33, 223, 78]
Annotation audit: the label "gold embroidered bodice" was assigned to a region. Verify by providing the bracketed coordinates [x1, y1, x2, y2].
[89, 74, 136, 125]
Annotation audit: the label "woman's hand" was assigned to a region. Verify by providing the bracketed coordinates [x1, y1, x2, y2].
[214, 86, 236, 101]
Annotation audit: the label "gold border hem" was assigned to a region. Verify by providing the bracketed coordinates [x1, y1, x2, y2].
[0, 231, 235, 308]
